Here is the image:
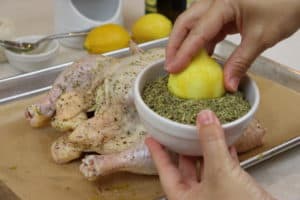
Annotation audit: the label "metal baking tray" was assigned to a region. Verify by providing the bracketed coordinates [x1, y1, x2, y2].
[0, 37, 299, 170]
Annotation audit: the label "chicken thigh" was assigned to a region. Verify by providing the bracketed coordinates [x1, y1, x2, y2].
[80, 119, 265, 179]
[80, 142, 157, 180]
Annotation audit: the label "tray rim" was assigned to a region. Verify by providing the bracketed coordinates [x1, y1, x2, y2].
[0, 37, 299, 171]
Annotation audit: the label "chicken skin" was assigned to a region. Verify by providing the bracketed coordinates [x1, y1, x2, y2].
[79, 119, 265, 179]
[80, 142, 157, 180]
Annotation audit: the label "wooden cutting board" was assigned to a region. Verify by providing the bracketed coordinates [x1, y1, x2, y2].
[0, 180, 21, 200]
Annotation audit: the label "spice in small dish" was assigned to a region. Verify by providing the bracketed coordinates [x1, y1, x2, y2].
[142, 76, 251, 124]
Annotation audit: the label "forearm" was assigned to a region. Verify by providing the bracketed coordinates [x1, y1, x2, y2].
[288, 0, 300, 29]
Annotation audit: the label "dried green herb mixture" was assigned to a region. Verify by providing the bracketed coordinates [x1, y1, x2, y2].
[142, 76, 250, 124]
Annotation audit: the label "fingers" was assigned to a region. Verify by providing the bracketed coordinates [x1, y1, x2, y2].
[145, 138, 183, 192]
[166, 0, 213, 71]
[205, 23, 238, 55]
[223, 38, 264, 92]
[204, 31, 227, 55]
[178, 155, 198, 184]
[229, 146, 239, 164]
[166, 0, 235, 73]
[197, 158, 204, 182]
[196, 110, 233, 172]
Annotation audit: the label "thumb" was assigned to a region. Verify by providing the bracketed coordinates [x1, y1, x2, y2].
[223, 38, 263, 92]
[197, 110, 233, 172]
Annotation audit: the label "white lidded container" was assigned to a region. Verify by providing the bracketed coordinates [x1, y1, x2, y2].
[54, 0, 123, 49]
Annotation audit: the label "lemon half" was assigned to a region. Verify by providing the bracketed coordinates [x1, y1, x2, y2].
[168, 49, 225, 100]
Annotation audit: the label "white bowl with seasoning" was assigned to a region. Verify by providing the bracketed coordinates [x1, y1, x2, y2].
[134, 59, 260, 155]
[4, 35, 59, 72]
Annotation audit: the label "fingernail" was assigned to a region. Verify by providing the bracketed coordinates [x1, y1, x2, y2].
[197, 110, 217, 125]
[229, 77, 240, 91]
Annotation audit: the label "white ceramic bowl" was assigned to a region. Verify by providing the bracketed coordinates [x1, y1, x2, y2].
[4, 35, 59, 72]
[134, 59, 260, 155]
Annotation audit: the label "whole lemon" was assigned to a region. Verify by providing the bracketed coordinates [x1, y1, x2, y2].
[132, 13, 172, 43]
[168, 49, 225, 100]
[84, 24, 130, 54]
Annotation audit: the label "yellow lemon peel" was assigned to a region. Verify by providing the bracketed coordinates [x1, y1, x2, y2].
[168, 49, 225, 100]
[132, 13, 172, 43]
[84, 24, 130, 54]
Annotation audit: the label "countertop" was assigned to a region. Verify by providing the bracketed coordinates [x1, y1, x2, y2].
[0, 0, 299, 199]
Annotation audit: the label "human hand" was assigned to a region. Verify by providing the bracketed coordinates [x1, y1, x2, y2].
[146, 110, 275, 200]
[165, 0, 300, 92]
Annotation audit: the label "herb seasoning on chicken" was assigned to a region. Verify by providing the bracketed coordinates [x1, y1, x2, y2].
[143, 76, 251, 124]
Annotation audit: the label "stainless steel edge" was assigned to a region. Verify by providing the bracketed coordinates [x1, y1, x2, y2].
[0, 86, 51, 104]
[0, 63, 69, 103]
[1, 37, 299, 103]
[240, 136, 300, 169]
[0, 38, 169, 103]
[0, 37, 299, 187]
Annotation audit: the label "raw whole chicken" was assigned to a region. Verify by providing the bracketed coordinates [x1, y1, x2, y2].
[25, 44, 266, 180]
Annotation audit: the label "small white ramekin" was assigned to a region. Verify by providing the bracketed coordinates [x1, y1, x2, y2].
[134, 59, 260, 155]
[4, 35, 59, 72]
